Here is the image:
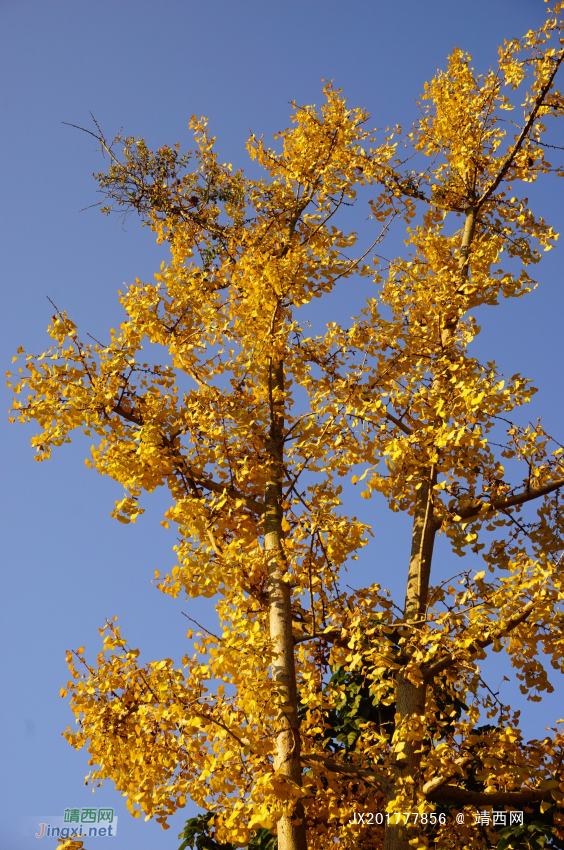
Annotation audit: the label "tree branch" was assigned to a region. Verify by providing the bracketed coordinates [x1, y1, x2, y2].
[427, 784, 554, 806]
[422, 756, 473, 797]
[477, 49, 564, 209]
[383, 409, 413, 436]
[293, 627, 345, 646]
[182, 464, 265, 516]
[112, 403, 265, 516]
[452, 477, 564, 524]
[423, 597, 537, 680]
[301, 754, 392, 795]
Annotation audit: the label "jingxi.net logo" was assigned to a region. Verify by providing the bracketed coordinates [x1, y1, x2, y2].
[21, 808, 118, 839]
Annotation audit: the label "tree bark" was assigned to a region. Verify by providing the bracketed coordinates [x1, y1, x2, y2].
[383, 668, 428, 850]
[265, 359, 307, 850]
[403, 470, 439, 623]
[383, 471, 439, 850]
[384, 208, 477, 849]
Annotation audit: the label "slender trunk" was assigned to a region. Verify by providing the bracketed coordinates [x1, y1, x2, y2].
[265, 359, 307, 850]
[441, 206, 476, 345]
[384, 473, 438, 850]
[383, 674, 427, 850]
[385, 210, 476, 849]
[404, 469, 438, 623]
[458, 207, 476, 275]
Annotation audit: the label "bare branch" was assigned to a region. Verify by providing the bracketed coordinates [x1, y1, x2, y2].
[181, 611, 221, 642]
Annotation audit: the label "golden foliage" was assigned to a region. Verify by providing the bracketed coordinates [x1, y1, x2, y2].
[9, 6, 564, 849]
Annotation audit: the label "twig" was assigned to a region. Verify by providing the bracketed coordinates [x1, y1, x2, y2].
[181, 611, 222, 642]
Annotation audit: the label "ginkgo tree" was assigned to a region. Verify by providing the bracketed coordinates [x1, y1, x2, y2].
[8, 3, 564, 850]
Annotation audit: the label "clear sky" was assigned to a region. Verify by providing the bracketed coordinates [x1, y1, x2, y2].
[1, 1, 563, 849]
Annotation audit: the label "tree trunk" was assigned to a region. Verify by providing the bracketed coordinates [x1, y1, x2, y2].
[384, 471, 438, 850]
[404, 470, 438, 623]
[383, 673, 427, 850]
[265, 359, 307, 850]
[384, 209, 477, 848]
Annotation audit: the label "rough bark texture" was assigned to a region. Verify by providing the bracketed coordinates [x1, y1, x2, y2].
[265, 359, 307, 850]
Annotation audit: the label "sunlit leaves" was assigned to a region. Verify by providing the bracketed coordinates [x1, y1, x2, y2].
[8, 8, 564, 849]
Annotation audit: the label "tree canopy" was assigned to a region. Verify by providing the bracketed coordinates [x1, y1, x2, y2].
[10, 4, 564, 850]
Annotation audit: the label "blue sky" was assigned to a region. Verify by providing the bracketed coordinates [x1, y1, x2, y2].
[1, 1, 563, 848]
